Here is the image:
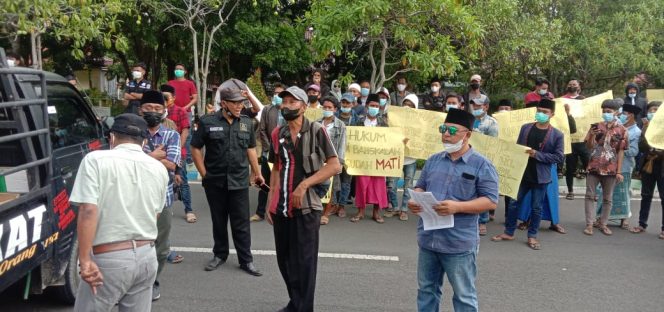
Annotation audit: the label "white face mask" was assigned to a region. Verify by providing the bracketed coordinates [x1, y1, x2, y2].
[132, 71, 143, 80]
[443, 139, 464, 154]
[397, 84, 406, 92]
[7, 59, 15, 67]
[431, 86, 440, 93]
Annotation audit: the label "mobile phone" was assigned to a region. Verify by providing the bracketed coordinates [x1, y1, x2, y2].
[259, 183, 270, 193]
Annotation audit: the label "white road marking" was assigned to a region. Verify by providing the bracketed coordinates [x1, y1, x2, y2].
[171, 246, 399, 262]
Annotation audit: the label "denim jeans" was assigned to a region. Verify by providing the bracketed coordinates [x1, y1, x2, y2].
[332, 167, 351, 206]
[505, 182, 546, 238]
[387, 163, 417, 211]
[478, 211, 490, 225]
[180, 165, 192, 213]
[417, 247, 478, 312]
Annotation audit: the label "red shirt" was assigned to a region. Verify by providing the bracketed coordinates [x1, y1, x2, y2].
[524, 91, 555, 104]
[167, 105, 190, 158]
[167, 79, 197, 111]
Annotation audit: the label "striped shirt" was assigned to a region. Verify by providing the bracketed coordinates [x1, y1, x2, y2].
[143, 125, 181, 208]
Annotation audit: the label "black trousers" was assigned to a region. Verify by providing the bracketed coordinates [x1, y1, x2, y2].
[203, 183, 253, 264]
[565, 142, 590, 192]
[639, 162, 664, 231]
[273, 210, 321, 312]
[255, 156, 272, 217]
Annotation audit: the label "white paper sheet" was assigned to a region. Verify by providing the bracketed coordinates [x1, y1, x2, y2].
[408, 189, 454, 231]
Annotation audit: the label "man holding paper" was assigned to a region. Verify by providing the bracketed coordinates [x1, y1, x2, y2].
[407, 109, 499, 312]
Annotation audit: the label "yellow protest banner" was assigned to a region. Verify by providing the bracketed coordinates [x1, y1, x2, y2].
[645, 107, 664, 150]
[387, 106, 446, 159]
[648, 89, 664, 101]
[493, 105, 571, 154]
[469, 132, 530, 198]
[558, 91, 612, 143]
[304, 107, 324, 121]
[344, 126, 404, 177]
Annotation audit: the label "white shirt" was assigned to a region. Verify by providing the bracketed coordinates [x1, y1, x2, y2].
[364, 118, 378, 127]
[70, 143, 169, 246]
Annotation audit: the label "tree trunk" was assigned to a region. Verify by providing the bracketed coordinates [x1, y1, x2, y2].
[30, 31, 38, 69]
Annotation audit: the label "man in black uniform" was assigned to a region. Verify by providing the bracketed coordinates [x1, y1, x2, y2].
[124, 62, 152, 114]
[421, 77, 446, 112]
[190, 79, 264, 276]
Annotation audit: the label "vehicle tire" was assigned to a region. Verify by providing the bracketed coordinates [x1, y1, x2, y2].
[54, 238, 79, 304]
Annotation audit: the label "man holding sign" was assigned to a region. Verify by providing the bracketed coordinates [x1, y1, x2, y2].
[408, 108, 499, 312]
[492, 99, 565, 250]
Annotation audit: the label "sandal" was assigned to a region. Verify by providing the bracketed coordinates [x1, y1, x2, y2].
[186, 212, 198, 223]
[350, 214, 364, 223]
[320, 215, 329, 225]
[167, 251, 184, 264]
[491, 234, 515, 242]
[549, 224, 567, 234]
[630, 226, 646, 234]
[337, 207, 347, 218]
[620, 220, 629, 230]
[527, 239, 541, 250]
[598, 226, 613, 236]
[399, 211, 408, 221]
[383, 210, 396, 218]
[565, 193, 574, 200]
[372, 216, 385, 224]
[583, 226, 593, 236]
[479, 224, 487, 236]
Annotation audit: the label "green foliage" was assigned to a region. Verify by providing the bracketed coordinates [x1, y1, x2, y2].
[246, 68, 270, 104]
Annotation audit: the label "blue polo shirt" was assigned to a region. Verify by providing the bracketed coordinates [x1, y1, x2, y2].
[415, 147, 499, 254]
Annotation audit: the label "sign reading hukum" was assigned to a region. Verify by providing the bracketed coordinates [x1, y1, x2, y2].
[387, 106, 446, 160]
[344, 126, 404, 177]
[469, 132, 530, 198]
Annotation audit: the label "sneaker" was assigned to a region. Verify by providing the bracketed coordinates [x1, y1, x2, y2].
[152, 284, 160, 301]
[249, 214, 264, 222]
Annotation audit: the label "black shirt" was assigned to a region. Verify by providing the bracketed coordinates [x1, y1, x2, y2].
[125, 79, 152, 114]
[190, 111, 256, 190]
[523, 126, 548, 184]
[421, 93, 446, 112]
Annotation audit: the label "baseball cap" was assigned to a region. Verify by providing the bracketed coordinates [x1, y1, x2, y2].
[111, 113, 147, 137]
[218, 78, 248, 102]
[306, 83, 320, 92]
[341, 92, 355, 103]
[470, 74, 482, 82]
[469, 94, 489, 105]
[278, 86, 308, 103]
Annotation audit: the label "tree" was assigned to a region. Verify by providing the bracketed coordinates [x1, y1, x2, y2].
[161, 0, 240, 114]
[306, 0, 483, 91]
[0, 0, 128, 69]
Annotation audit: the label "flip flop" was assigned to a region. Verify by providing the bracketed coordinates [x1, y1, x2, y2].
[399, 212, 409, 221]
[167, 251, 184, 264]
[491, 234, 515, 242]
[527, 240, 541, 250]
[337, 207, 347, 218]
[565, 193, 574, 200]
[479, 224, 488, 236]
[186, 212, 198, 223]
[372, 215, 385, 224]
[583, 226, 593, 235]
[350, 215, 364, 223]
[630, 226, 646, 234]
[659, 232, 664, 240]
[598, 226, 613, 236]
[620, 220, 629, 230]
[549, 224, 567, 234]
[320, 215, 329, 225]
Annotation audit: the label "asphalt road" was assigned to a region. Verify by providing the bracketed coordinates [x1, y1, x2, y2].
[2, 183, 663, 312]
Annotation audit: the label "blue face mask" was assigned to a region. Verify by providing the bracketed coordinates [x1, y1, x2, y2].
[379, 99, 387, 106]
[535, 112, 550, 123]
[361, 88, 370, 97]
[340, 107, 352, 114]
[602, 112, 615, 123]
[618, 114, 628, 124]
[628, 93, 636, 98]
[322, 110, 334, 118]
[272, 95, 282, 106]
[472, 108, 484, 117]
[647, 112, 654, 121]
[446, 104, 458, 112]
[367, 107, 380, 117]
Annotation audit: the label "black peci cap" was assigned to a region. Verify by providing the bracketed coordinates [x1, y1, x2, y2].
[444, 108, 475, 130]
[111, 113, 147, 137]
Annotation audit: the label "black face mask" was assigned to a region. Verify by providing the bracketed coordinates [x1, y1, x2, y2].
[567, 87, 578, 93]
[308, 95, 319, 104]
[470, 83, 480, 90]
[143, 112, 162, 127]
[281, 107, 301, 121]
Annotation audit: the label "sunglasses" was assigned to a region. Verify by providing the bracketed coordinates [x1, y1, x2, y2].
[438, 124, 467, 135]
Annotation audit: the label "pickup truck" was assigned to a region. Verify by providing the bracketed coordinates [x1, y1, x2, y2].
[0, 48, 110, 304]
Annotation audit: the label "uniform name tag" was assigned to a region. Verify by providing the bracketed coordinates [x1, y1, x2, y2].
[210, 127, 223, 131]
[239, 123, 248, 132]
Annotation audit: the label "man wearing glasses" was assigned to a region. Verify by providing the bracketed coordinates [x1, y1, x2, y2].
[407, 109, 499, 312]
[492, 99, 565, 250]
[190, 79, 264, 276]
